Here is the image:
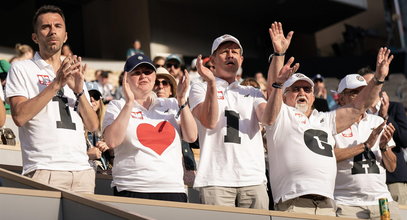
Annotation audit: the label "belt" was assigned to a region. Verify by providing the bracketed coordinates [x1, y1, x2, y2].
[299, 194, 327, 201]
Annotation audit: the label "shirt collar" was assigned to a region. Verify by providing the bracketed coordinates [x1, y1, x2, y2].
[215, 77, 240, 89]
[33, 52, 51, 70]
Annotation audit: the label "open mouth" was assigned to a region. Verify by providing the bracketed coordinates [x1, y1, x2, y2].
[225, 61, 235, 65]
[296, 96, 307, 104]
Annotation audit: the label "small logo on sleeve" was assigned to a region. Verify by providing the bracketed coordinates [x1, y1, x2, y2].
[217, 91, 224, 100]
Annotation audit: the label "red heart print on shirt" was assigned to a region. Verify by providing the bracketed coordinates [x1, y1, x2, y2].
[136, 121, 176, 155]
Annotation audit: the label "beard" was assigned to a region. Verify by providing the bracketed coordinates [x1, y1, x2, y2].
[295, 103, 308, 113]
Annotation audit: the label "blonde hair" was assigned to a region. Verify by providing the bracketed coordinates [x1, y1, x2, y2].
[15, 44, 33, 57]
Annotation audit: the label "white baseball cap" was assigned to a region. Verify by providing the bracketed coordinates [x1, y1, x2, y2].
[337, 74, 367, 93]
[211, 34, 243, 55]
[282, 73, 314, 92]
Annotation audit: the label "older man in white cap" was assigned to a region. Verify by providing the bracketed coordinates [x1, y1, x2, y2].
[262, 22, 394, 216]
[333, 74, 399, 219]
[189, 34, 268, 209]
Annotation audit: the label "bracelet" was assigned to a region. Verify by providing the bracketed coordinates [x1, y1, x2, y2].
[268, 52, 286, 63]
[73, 90, 84, 112]
[74, 90, 85, 99]
[272, 82, 283, 89]
[373, 76, 385, 85]
[363, 142, 369, 152]
[380, 145, 388, 152]
[175, 100, 189, 119]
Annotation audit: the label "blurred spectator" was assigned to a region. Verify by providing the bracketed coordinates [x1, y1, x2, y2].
[61, 44, 73, 57]
[312, 74, 337, 110]
[126, 39, 144, 58]
[189, 58, 202, 84]
[96, 70, 114, 103]
[154, 67, 177, 98]
[165, 54, 183, 83]
[85, 82, 113, 174]
[153, 56, 165, 68]
[240, 77, 261, 89]
[0, 60, 10, 114]
[114, 71, 125, 100]
[254, 72, 268, 99]
[9, 43, 33, 63]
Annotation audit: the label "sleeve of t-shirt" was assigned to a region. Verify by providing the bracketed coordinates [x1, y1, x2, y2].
[188, 81, 207, 112]
[102, 99, 123, 131]
[5, 63, 29, 101]
[252, 87, 267, 109]
[325, 110, 338, 135]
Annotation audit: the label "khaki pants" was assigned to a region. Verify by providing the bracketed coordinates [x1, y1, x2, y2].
[199, 184, 269, 209]
[336, 202, 400, 220]
[275, 196, 336, 216]
[388, 182, 407, 205]
[26, 169, 95, 194]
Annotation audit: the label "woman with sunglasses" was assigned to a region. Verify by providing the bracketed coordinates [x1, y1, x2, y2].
[103, 54, 197, 202]
[85, 82, 112, 174]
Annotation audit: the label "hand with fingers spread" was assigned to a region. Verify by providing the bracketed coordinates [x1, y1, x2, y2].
[276, 57, 300, 84]
[122, 71, 135, 105]
[379, 122, 395, 149]
[177, 69, 190, 103]
[196, 55, 215, 83]
[364, 121, 386, 149]
[269, 21, 294, 54]
[375, 47, 394, 81]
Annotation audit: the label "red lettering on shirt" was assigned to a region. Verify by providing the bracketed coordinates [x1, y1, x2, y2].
[217, 91, 224, 100]
[131, 111, 143, 119]
[37, 75, 51, 85]
[341, 128, 353, 137]
[295, 113, 307, 124]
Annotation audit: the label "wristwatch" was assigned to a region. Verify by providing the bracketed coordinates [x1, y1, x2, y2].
[380, 145, 388, 152]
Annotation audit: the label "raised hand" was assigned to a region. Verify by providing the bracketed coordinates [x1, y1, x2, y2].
[67, 55, 86, 94]
[276, 57, 299, 84]
[55, 55, 79, 89]
[196, 55, 215, 83]
[122, 71, 135, 104]
[375, 47, 394, 81]
[379, 122, 395, 148]
[365, 121, 386, 149]
[269, 21, 294, 54]
[177, 69, 190, 103]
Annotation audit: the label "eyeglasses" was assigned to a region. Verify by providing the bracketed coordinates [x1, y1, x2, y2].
[342, 89, 360, 97]
[287, 86, 312, 93]
[154, 64, 164, 68]
[165, 63, 180, 69]
[155, 80, 170, 86]
[206, 65, 215, 70]
[130, 69, 154, 76]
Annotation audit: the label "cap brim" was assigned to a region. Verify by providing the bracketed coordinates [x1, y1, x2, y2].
[127, 62, 156, 73]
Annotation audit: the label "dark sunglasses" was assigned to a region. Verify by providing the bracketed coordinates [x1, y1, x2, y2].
[131, 69, 154, 76]
[205, 65, 215, 69]
[155, 80, 170, 86]
[154, 64, 164, 68]
[288, 86, 313, 93]
[165, 63, 180, 69]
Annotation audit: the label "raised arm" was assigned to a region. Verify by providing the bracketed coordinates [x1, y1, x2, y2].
[266, 22, 293, 97]
[192, 55, 218, 129]
[335, 48, 394, 133]
[10, 56, 78, 127]
[178, 69, 198, 143]
[262, 57, 299, 125]
[104, 71, 134, 149]
[68, 56, 98, 132]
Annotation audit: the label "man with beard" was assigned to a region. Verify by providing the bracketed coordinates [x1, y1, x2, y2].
[6, 5, 98, 193]
[189, 34, 268, 209]
[262, 22, 393, 215]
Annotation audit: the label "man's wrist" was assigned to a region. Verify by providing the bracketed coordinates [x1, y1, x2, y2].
[272, 82, 283, 89]
[268, 52, 286, 63]
[380, 145, 388, 152]
[363, 142, 370, 152]
[373, 76, 385, 85]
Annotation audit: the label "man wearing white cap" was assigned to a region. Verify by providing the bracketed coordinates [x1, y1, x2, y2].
[189, 34, 268, 209]
[333, 74, 399, 219]
[263, 22, 394, 215]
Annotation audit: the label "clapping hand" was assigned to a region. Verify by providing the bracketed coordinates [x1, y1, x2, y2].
[196, 55, 215, 83]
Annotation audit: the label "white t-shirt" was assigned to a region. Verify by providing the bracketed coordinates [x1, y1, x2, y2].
[189, 77, 267, 188]
[265, 104, 337, 203]
[334, 113, 395, 206]
[103, 95, 185, 193]
[5, 52, 91, 175]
